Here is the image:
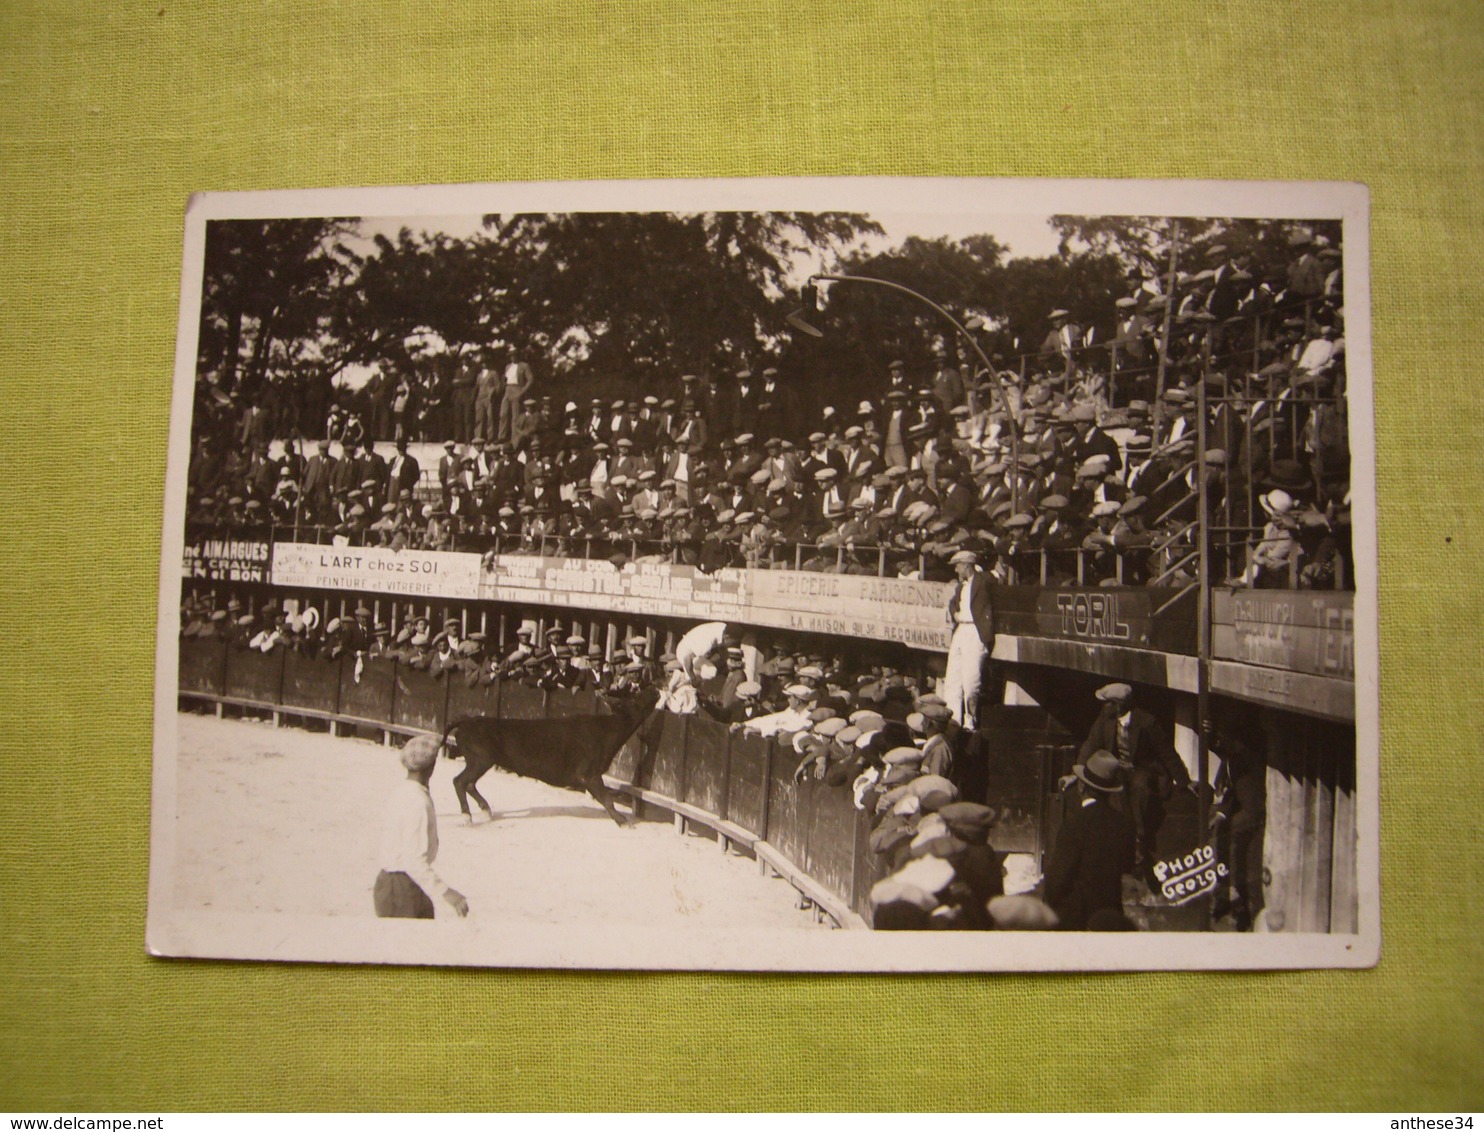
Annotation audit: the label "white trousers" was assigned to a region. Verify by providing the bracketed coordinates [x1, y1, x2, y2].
[944, 622, 987, 728]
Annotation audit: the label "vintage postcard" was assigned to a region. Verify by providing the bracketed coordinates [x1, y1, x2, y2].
[148, 177, 1378, 970]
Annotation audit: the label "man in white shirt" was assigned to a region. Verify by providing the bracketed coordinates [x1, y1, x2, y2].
[373, 736, 469, 919]
[1294, 325, 1339, 378]
[942, 550, 995, 729]
[675, 620, 729, 682]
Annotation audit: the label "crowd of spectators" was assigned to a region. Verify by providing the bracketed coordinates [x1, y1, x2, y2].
[187, 226, 1352, 593]
[182, 228, 1349, 933]
[182, 599, 935, 713]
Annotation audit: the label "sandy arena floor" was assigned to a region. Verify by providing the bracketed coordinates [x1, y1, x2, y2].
[172, 711, 828, 932]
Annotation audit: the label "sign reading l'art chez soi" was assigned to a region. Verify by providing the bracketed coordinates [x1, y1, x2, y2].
[268, 543, 954, 650]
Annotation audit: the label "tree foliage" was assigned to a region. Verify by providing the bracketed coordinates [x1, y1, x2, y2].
[193, 210, 1337, 436]
[1050, 213, 1343, 298]
[785, 232, 1127, 404]
[485, 210, 882, 391]
[197, 217, 359, 394]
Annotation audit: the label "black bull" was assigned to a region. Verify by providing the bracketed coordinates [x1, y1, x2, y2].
[438, 688, 662, 826]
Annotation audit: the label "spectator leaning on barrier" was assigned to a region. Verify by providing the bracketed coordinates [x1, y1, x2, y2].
[735, 682, 814, 738]
[659, 659, 700, 714]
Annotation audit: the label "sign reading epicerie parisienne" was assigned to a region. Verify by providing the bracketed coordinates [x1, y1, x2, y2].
[744, 570, 951, 650]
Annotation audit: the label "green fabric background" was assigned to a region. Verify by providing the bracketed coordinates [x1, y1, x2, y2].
[2, 0, 1481, 1112]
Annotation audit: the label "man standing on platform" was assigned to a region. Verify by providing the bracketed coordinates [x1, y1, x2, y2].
[942, 549, 995, 730]
[473, 348, 501, 444]
[497, 352, 535, 446]
[1040, 308, 1082, 382]
[437, 440, 458, 511]
[300, 438, 337, 526]
[373, 736, 469, 920]
[930, 340, 966, 415]
[386, 437, 421, 505]
[451, 350, 478, 444]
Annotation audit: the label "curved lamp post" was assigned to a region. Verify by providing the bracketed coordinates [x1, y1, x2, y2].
[788, 272, 1022, 512]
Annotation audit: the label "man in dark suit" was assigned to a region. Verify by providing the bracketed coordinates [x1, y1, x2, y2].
[672, 405, 707, 455]
[606, 399, 635, 446]
[610, 437, 644, 484]
[449, 352, 478, 444]
[798, 432, 846, 486]
[437, 440, 458, 510]
[510, 396, 541, 453]
[726, 434, 765, 485]
[328, 440, 360, 499]
[524, 468, 562, 518]
[488, 442, 522, 507]
[630, 397, 661, 450]
[936, 467, 976, 526]
[1043, 750, 1137, 930]
[840, 425, 879, 480]
[245, 443, 280, 501]
[385, 437, 421, 504]
[238, 403, 272, 451]
[582, 397, 609, 444]
[930, 341, 967, 414]
[300, 439, 338, 525]
[755, 367, 797, 440]
[1074, 682, 1192, 866]
[342, 605, 373, 655]
[1069, 404, 1124, 476]
[729, 369, 760, 437]
[691, 373, 726, 437]
[358, 439, 388, 492]
[892, 466, 939, 516]
[1205, 248, 1247, 321]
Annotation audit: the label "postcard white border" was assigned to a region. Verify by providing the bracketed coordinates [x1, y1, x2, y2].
[149, 177, 1379, 972]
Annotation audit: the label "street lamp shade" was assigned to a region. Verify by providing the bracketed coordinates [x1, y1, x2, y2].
[788, 279, 827, 336]
[786, 308, 824, 337]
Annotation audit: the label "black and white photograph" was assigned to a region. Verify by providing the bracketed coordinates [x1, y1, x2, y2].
[148, 178, 1378, 971]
